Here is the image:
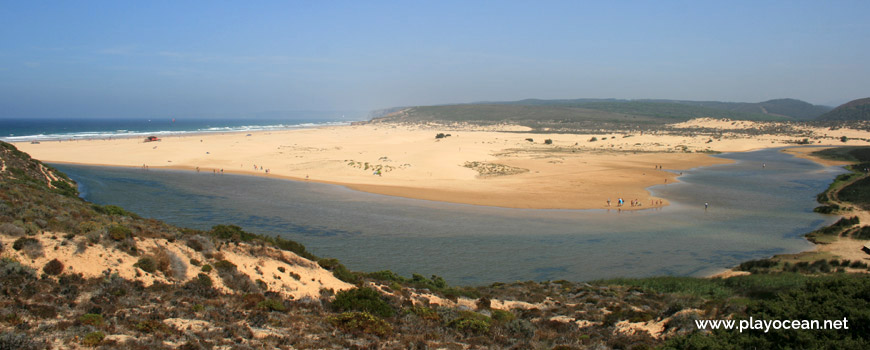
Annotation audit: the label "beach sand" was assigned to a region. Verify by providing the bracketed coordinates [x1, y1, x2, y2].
[14, 119, 870, 210]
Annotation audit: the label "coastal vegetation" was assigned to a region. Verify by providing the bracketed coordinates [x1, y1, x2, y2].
[2, 141, 870, 348]
[369, 98, 840, 133]
[817, 98, 870, 121]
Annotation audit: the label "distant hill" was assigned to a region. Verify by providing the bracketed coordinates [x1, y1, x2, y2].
[370, 98, 831, 129]
[496, 98, 830, 121]
[818, 98, 870, 121]
[661, 98, 832, 120]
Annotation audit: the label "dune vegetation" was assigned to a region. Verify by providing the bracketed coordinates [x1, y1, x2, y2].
[2, 141, 870, 349]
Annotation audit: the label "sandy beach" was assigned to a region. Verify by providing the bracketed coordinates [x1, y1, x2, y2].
[14, 119, 870, 210]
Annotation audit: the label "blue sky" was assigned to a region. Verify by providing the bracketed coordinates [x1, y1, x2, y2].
[1, 1, 868, 118]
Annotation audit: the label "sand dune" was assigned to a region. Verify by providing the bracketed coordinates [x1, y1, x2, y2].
[14, 119, 870, 210]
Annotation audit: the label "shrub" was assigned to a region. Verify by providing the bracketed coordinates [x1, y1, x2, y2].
[504, 318, 535, 337]
[214, 260, 236, 271]
[525, 138, 534, 142]
[448, 311, 492, 334]
[328, 312, 392, 337]
[210, 225, 256, 242]
[12, 237, 42, 258]
[589, 136, 598, 142]
[0, 223, 25, 236]
[134, 256, 157, 273]
[201, 264, 212, 273]
[256, 298, 286, 312]
[107, 224, 132, 241]
[332, 287, 394, 317]
[42, 259, 64, 275]
[183, 274, 217, 298]
[213, 260, 259, 293]
[134, 320, 166, 334]
[51, 180, 78, 197]
[12, 237, 38, 251]
[270, 236, 316, 260]
[435, 133, 447, 139]
[813, 204, 840, 214]
[0, 332, 39, 350]
[318, 258, 358, 283]
[406, 306, 440, 321]
[737, 258, 777, 272]
[491, 309, 515, 322]
[194, 273, 213, 288]
[544, 139, 553, 145]
[81, 331, 105, 347]
[79, 313, 104, 326]
[91, 204, 139, 218]
[186, 235, 214, 253]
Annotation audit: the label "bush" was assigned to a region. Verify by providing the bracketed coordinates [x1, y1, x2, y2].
[134, 320, 166, 334]
[544, 139, 553, 145]
[332, 287, 394, 317]
[11, 237, 42, 258]
[79, 313, 104, 326]
[270, 236, 316, 260]
[134, 256, 157, 273]
[214, 260, 236, 271]
[42, 259, 64, 275]
[92, 204, 136, 217]
[211, 225, 256, 242]
[504, 318, 535, 337]
[435, 133, 447, 139]
[589, 136, 598, 142]
[328, 312, 392, 337]
[183, 274, 217, 298]
[256, 298, 286, 312]
[51, 180, 78, 197]
[0, 223, 25, 236]
[318, 258, 358, 283]
[11, 237, 38, 251]
[213, 260, 259, 293]
[0, 332, 39, 350]
[491, 309, 515, 322]
[201, 264, 212, 273]
[447, 311, 492, 334]
[81, 331, 105, 347]
[525, 138, 534, 142]
[737, 258, 777, 272]
[107, 224, 132, 241]
[406, 306, 440, 321]
[193, 273, 213, 288]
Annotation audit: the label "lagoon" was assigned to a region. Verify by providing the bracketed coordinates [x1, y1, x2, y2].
[53, 147, 844, 285]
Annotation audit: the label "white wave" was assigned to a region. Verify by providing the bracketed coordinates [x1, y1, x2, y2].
[0, 121, 352, 142]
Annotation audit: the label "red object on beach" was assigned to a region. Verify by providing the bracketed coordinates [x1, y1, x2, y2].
[144, 136, 161, 142]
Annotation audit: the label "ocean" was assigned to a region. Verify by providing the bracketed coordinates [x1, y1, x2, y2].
[0, 116, 358, 142]
[52, 147, 846, 285]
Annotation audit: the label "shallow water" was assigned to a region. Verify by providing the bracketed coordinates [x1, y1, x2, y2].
[53, 147, 845, 285]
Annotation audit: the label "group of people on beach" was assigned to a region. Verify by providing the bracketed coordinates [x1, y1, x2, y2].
[249, 164, 270, 174]
[606, 197, 665, 208]
[193, 166, 224, 175]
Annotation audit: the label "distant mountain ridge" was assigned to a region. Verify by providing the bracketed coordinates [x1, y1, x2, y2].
[370, 97, 832, 128]
[490, 97, 831, 121]
[818, 98, 870, 121]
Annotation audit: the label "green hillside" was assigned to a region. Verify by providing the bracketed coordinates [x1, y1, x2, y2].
[818, 98, 870, 121]
[372, 97, 833, 128]
[662, 98, 832, 120]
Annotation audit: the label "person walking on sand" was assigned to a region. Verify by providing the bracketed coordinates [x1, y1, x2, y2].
[705, 202, 709, 210]
[607, 198, 611, 207]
